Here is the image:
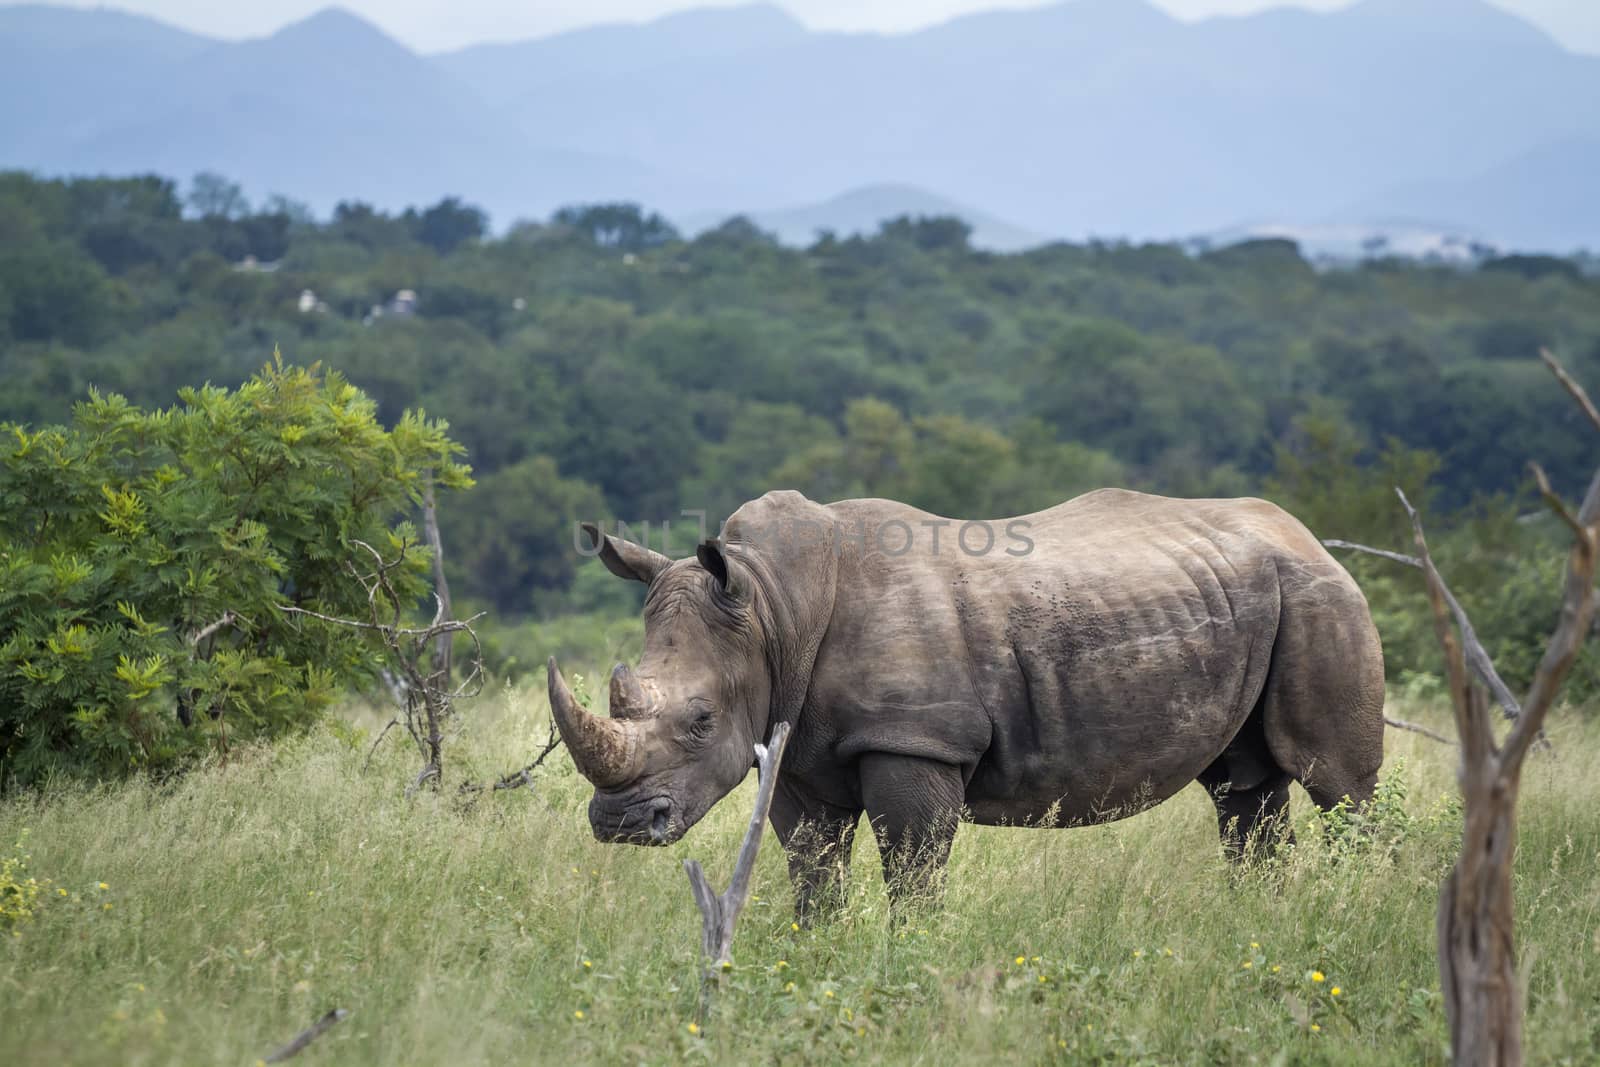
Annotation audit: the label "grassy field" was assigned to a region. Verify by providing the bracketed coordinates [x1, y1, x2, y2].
[3, 683, 1598, 1066]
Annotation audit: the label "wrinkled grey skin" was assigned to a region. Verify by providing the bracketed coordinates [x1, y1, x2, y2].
[548, 489, 1384, 918]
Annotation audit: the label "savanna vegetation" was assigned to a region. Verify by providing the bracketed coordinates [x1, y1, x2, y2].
[2, 687, 1598, 1065]
[4, 171, 1600, 674]
[6, 171, 1600, 756]
[4, 169, 1600, 1063]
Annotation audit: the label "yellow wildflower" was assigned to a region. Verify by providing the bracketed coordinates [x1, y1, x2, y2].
[687, 1022, 700, 1036]
[784, 982, 795, 993]
[1250, 941, 1260, 950]
[97, 882, 109, 890]
[1312, 971, 1325, 983]
[1271, 965, 1281, 974]
[1241, 960, 1252, 969]
[791, 922, 800, 932]
[1015, 955, 1026, 966]
[573, 1010, 585, 1021]
[775, 960, 788, 969]
[1311, 1024, 1321, 1033]
[1331, 986, 1342, 996]
[57, 888, 67, 897]
[582, 959, 592, 969]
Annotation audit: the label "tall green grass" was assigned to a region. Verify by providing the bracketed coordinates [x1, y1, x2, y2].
[3, 686, 1597, 1065]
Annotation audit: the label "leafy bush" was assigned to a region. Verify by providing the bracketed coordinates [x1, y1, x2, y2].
[0, 830, 45, 930]
[0, 357, 469, 788]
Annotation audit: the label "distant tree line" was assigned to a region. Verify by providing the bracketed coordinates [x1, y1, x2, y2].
[3, 170, 1600, 700]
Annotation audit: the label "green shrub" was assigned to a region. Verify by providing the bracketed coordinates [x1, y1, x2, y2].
[0, 829, 46, 930]
[0, 356, 469, 787]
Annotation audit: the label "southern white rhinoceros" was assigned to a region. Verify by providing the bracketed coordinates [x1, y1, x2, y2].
[548, 488, 1384, 917]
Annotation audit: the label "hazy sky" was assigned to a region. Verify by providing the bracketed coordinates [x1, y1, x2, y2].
[16, 0, 1600, 53]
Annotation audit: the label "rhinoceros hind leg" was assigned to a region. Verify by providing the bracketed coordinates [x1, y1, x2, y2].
[770, 776, 861, 926]
[1260, 566, 1386, 816]
[1200, 766, 1295, 863]
[859, 753, 965, 908]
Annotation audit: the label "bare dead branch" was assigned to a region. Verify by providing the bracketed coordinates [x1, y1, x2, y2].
[277, 603, 485, 637]
[188, 611, 237, 647]
[1530, 463, 1586, 541]
[363, 716, 401, 771]
[405, 762, 440, 799]
[1384, 716, 1456, 745]
[459, 720, 564, 796]
[1323, 537, 1522, 722]
[422, 478, 453, 681]
[684, 722, 792, 1016]
[1321, 539, 1419, 569]
[263, 1007, 349, 1063]
[1503, 484, 1600, 769]
[1397, 488, 1494, 773]
[283, 524, 485, 790]
[1540, 346, 1600, 436]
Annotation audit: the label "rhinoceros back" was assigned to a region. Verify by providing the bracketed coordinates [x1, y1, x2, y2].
[803, 489, 1382, 827]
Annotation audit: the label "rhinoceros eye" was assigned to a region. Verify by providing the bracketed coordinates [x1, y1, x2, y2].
[684, 704, 717, 746]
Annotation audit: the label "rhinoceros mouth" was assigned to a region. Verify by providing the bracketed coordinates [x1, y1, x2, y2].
[589, 794, 679, 846]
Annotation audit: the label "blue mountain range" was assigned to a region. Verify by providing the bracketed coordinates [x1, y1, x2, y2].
[2, 0, 1596, 249]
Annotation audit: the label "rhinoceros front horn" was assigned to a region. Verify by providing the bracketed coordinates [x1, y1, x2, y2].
[548, 657, 643, 789]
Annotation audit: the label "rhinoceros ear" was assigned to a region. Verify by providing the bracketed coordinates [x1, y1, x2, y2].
[697, 537, 748, 600]
[583, 523, 670, 585]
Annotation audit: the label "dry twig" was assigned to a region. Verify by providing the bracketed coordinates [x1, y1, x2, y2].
[1322, 538, 1522, 722]
[1540, 346, 1600, 434]
[1382, 716, 1455, 745]
[262, 1007, 349, 1063]
[459, 719, 564, 796]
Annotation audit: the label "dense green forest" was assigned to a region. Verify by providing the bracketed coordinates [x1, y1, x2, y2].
[5, 170, 1600, 697]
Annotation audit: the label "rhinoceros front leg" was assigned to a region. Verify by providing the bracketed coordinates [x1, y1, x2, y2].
[769, 775, 860, 926]
[859, 753, 964, 909]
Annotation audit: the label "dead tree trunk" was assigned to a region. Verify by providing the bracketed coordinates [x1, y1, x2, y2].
[684, 721, 792, 1018]
[1400, 349, 1600, 1067]
[279, 538, 485, 793]
[421, 478, 453, 683]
